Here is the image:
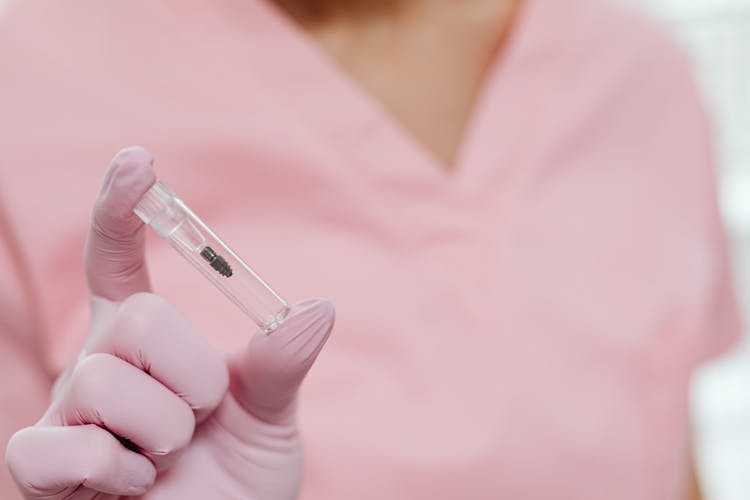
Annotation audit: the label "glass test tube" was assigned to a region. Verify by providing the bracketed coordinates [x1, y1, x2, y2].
[134, 180, 289, 333]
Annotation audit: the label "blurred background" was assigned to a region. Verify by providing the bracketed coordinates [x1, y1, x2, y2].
[0, 0, 748, 498]
[629, 1, 750, 499]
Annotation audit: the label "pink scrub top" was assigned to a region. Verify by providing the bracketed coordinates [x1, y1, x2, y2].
[0, 0, 743, 498]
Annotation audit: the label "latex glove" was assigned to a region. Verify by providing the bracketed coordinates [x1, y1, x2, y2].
[6, 147, 334, 499]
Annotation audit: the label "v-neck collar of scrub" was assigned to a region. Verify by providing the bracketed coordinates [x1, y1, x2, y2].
[192, 0, 572, 201]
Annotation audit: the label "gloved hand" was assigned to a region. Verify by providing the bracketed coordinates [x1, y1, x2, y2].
[5, 147, 334, 499]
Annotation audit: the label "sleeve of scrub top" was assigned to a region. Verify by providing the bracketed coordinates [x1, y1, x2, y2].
[657, 47, 743, 364]
[0, 201, 52, 499]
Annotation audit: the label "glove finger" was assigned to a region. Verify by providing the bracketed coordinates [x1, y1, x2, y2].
[230, 298, 334, 425]
[6, 424, 156, 497]
[87, 293, 229, 423]
[52, 353, 195, 470]
[85, 146, 156, 302]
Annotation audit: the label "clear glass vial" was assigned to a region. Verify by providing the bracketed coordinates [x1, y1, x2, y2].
[134, 180, 290, 333]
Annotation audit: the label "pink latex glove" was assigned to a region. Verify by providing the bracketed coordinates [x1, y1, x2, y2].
[5, 147, 335, 499]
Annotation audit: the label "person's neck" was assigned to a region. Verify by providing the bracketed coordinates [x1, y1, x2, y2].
[272, 0, 523, 168]
[275, 0, 517, 33]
